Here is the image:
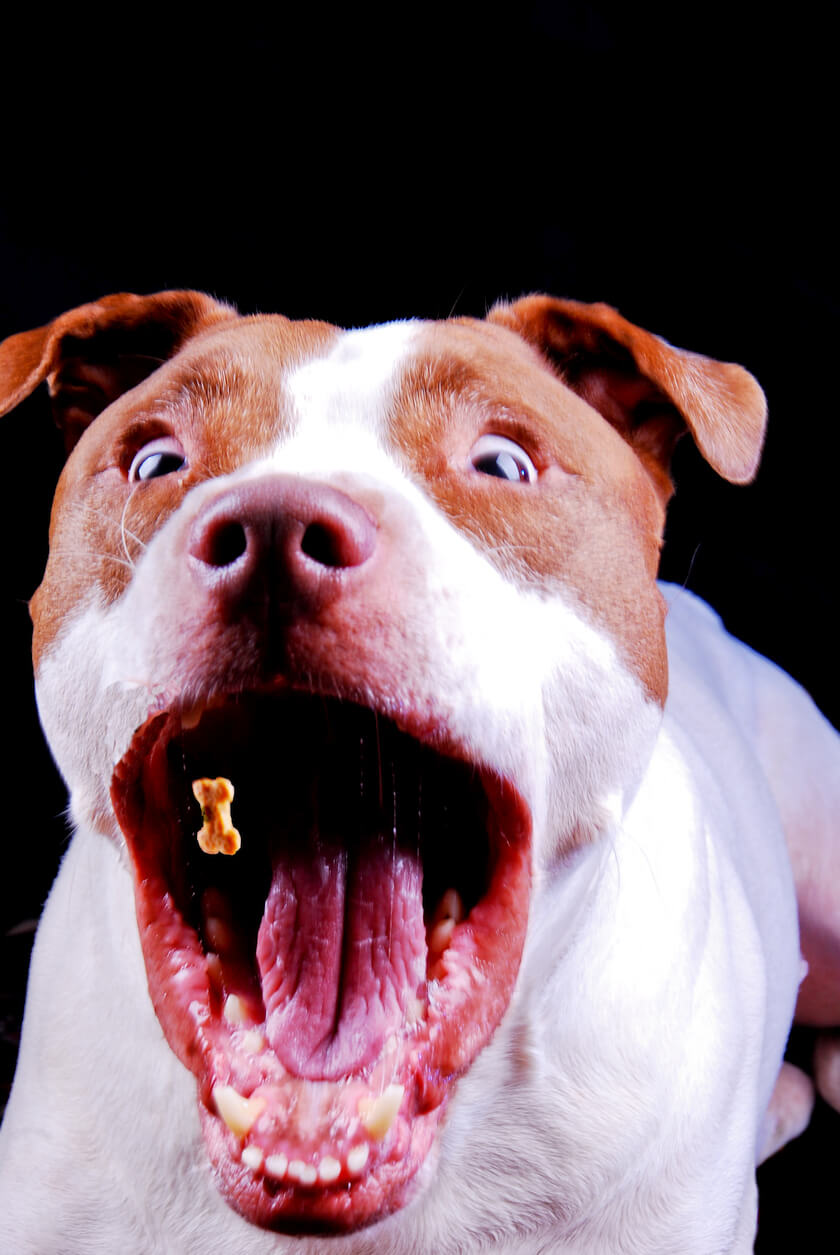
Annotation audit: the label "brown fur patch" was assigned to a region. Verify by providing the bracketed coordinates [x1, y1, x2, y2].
[30, 316, 338, 668]
[387, 321, 668, 704]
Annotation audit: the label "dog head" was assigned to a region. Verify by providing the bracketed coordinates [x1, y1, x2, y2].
[0, 292, 765, 1232]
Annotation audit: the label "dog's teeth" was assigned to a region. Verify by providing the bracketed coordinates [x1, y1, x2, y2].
[288, 1159, 317, 1185]
[318, 1156, 342, 1183]
[251, 1150, 352, 1184]
[212, 1084, 265, 1137]
[241, 1029, 267, 1054]
[346, 1143, 370, 1174]
[223, 994, 247, 1025]
[241, 1145, 264, 1172]
[265, 1153, 288, 1180]
[358, 1083, 404, 1138]
[427, 887, 464, 955]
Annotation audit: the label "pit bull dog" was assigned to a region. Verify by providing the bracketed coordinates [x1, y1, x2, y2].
[0, 291, 837, 1253]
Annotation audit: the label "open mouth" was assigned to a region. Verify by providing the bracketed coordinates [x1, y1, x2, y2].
[111, 693, 531, 1231]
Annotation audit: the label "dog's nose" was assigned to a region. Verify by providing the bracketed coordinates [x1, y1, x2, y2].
[187, 475, 377, 611]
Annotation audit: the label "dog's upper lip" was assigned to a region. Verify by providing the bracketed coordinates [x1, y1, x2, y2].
[110, 689, 533, 1232]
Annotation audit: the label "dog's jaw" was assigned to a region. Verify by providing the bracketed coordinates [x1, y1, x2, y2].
[109, 695, 532, 1230]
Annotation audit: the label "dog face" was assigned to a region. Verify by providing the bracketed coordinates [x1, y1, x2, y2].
[0, 292, 765, 1233]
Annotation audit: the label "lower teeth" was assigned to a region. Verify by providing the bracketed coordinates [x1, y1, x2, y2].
[248, 1145, 370, 1183]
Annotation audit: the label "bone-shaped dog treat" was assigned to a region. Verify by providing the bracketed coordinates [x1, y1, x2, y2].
[192, 777, 241, 855]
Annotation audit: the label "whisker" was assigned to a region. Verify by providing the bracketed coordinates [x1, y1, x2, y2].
[43, 542, 137, 574]
[120, 497, 141, 569]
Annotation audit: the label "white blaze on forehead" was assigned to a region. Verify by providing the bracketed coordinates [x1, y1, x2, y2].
[271, 319, 420, 477]
[288, 320, 419, 427]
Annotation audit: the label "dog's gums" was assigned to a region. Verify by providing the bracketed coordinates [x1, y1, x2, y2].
[111, 693, 531, 1231]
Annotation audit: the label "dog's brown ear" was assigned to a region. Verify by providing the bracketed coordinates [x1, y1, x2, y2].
[0, 290, 236, 453]
[487, 295, 767, 492]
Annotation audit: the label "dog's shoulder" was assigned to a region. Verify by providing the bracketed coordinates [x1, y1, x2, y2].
[660, 581, 755, 705]
[660, 579, 837, 780]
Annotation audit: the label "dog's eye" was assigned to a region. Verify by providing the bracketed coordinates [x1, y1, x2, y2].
[129, 438, 187, 482]
[470, 434, 538, 483]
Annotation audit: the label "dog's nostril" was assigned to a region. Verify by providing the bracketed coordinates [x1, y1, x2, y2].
[301, 521, 351, 568]
[205, 521, 249, 568]
[190, 480, 377, 590]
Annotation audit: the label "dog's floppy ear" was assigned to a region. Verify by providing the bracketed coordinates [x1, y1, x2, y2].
[487, 295, 767, 492]
[0, 290, 236, 453]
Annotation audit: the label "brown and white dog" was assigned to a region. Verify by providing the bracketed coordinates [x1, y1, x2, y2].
[0, 292, 837, 1253]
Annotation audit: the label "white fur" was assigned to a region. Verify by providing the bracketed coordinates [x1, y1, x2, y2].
[0, 324, 818, 1253]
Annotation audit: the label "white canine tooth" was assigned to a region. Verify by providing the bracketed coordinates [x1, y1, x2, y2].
[427, 888, 464, 954]
[265, 1153, 288, 1180]
[288, 1159, 317, 1185]
[241, 1145, 264, 1171]
[318, 1156, 342, 1183]
[212, 1084, 265, 1138]
[241, 1029, 267, 1055]
[347, 1143, 370, 1174]
[359, 1083, 404, 1139]
[223, 994, 247, 1025]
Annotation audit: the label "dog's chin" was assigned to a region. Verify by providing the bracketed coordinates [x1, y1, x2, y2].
[110, 691, 531, 1232]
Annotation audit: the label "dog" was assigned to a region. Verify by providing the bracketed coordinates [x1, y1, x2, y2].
[0, 291, 837, 1253]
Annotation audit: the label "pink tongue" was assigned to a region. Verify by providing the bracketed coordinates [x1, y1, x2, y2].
[256, 832, 426, 1080]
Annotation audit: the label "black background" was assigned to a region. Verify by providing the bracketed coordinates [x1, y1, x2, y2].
[1, 5, 836, 1250]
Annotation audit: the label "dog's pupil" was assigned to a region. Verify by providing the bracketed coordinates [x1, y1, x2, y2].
[138, 451, 186, 480]
[476, 451, 527, 481]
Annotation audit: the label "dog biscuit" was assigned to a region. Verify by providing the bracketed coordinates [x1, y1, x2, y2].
[192, 777, 241, 855]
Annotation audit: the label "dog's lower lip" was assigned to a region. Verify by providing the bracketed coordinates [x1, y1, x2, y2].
[110, 693, 532, 1231]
